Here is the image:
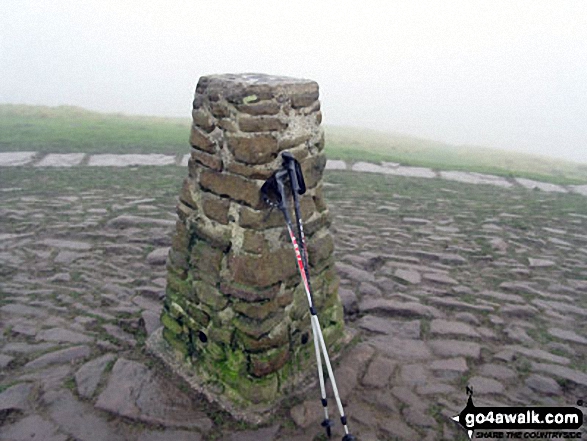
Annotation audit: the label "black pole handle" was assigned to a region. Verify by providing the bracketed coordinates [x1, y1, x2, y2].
[282, 152, 306, 195]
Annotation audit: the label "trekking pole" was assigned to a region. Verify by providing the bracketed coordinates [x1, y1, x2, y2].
[261, 154, 356, 441]
[281, 152, 333, 437]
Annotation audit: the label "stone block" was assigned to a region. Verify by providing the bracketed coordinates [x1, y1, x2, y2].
[250, 346, 290, 377]
[200, 169, 263, 208]
[301, 153, 327, 189]
[239, 116, 287, 133]
[228, 248, 297, 288]
[278, 133, 312, 151]
[220, 282, 280, 302]
[227, 134, 279, 165]
[190, 241, 224, 283]
[192, 108, 215, 133]
[191, 148, 223, 171]
[239, 205, 284, 230]
[189, 125, 216, 153]
[308, 232, 334, 268]
[201, 193, 230, 224]
[291, 90, 319, 108]
[233, 298, 279, 320]
[193, 281, 228, 310]
[241, 230, 268, 254]
[232, 312, 284, 340]
[236, 101, 280, 116]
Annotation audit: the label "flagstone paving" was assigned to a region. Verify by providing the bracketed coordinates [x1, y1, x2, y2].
[1, 151, 586, 197]
[0, 167, 586, 440]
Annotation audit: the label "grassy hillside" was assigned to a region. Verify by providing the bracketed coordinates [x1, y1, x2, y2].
[1, 104, 586, 184]
[0, 104, 191, 154]
[326, 126, 587, 185]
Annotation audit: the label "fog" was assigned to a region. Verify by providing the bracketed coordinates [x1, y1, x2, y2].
[1, 0, 586, 163]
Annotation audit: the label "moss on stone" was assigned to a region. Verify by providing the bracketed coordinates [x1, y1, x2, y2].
[162, 327, 189, 357]
[161, 311, 183, 335]
[193, 280, 228, 310]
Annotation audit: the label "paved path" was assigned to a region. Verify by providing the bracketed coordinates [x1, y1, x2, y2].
[1, 151, 586, 196]
[1, 160, 587, 439]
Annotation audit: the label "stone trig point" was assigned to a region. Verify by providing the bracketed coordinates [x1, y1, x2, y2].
[148, 73, 347, 423]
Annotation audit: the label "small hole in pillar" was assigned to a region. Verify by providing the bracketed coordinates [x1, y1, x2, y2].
[301, 332, 309, 345]
[198, 331, 208, 343]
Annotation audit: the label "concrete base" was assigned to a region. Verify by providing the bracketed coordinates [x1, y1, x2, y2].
[146, 326, 356, 425]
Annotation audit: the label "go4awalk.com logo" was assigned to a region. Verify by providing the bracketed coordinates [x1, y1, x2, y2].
[452, 386, 583, 439]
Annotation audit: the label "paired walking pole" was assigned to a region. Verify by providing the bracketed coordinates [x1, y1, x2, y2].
[261, 152, 356, 441]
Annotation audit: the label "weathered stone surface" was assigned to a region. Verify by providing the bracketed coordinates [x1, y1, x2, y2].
[362, 355, 396, 387]
[0, 415, 67, 441]
[45, 389, 125, 441]
[393, 268, 421, 284]
[228, 248, 297, 287]
[307, 232, 334, 267]
[290, 399, 322, 428]
[237, 101, 280, 116]
[525, 374, 562, 395]
[430, 319, 480, 338]
[479, 363, 517, 380]
[0, 354, 15, 368]
[423, 272, 459, 285]
[201, 193, 230, 224]
[200, 169, 262, 208]
[528, 257, 555, 268]
[227, 134, 279, 165]
[531, 363, 587, 388]
[0, 382, 33, 413]
[192, 108, 215, 133]
[147, 247, 169, 265]
[301, 153, 327, 189]
[96, 358, 213, 430]
[191, 148, 223, 171]
[239, 116, 287, 132]
[189, 125, 216, 153]
[357, 315, 421, 339]
[106, 215, 175, 228]
[25, 345, 91, 369]
[371, 336, 432, 361]
[338, 286, 358, 315]
[227, 425, 280, 441]
[430, 357, 469, 380]
[468, 376, 505, 395]
[75, 353, 116, 399]
[548, 327, 587, 345]
[250, 346, 290, 377]
[138, 430, 202, 441]
[429, 340, 481, 359]
[360, 298, 440, 319]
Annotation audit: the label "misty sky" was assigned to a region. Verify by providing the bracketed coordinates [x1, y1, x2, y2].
[1, 0, 586, 163]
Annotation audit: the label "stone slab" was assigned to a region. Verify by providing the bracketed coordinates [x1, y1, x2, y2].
[325, 159, 347, 170]
[95, 357, 212, 430]
[88, 154, 176, 167]
[0, 151, 36, 166]
[75, 353, 117, 399]
[569, 184, 587, 196]
[0, 414, 67, 441]
[440, 171, 513, 188]
[351, 162, 436, 178]
[515, 177, 568, 193]
[35, 153, 85, 167]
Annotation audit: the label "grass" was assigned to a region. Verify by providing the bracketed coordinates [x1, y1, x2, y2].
[326, 125, 587, 185]
[0, 104, 191, 155]
[1, 104, 586, 185]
